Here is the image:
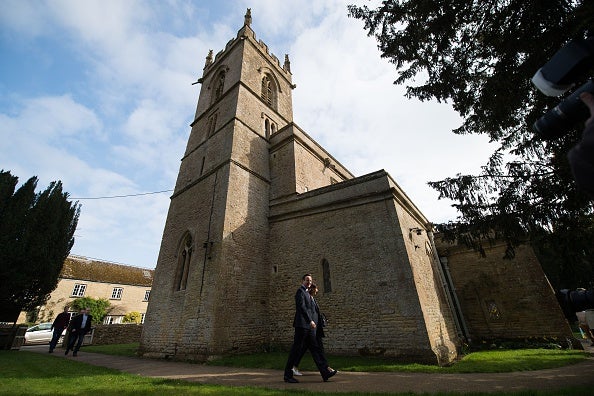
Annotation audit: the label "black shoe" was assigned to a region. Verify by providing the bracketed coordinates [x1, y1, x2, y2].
[73, 352, 77, 357]
[284, 376, 299, 383]
[65, 349, 69, 355]
[48, 350, 53, 353]
[323, 369, 337, 382]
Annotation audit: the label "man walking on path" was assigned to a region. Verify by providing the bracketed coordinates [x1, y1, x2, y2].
[65, 307, 92, 357]
[49, 306, 70, 353]
[283, 274, 337, 383]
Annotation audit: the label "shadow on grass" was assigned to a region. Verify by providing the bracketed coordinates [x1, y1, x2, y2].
[0, 351, 299, 396]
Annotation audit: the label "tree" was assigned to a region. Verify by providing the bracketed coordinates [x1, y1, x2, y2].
[71, 297, 110, 324]
[0, 170, 80, 322]
[348, 1, 594, 288]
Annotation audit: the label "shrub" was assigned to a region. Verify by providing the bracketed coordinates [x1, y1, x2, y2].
[122, 312, 141, 324]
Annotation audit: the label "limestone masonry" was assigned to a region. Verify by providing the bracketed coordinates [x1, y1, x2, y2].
[140, 10, 573, 365]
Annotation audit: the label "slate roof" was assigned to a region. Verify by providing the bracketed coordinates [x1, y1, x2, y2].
[60, 255, 154, 287]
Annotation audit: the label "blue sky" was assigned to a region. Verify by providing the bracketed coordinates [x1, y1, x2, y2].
[0, 0, 494, 269]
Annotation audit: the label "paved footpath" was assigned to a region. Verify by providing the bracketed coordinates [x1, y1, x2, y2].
[23, 342, 594, 394]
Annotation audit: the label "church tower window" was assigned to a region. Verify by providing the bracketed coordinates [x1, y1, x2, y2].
[174, 233, 193, 291]
[263, 117, 277, 138]
[265, 118, 270, 138]
[213, 71, 225, 103]
[207, 111, 218, 137]
[322, 258, 332, 293]
[261, 74, 277, 110]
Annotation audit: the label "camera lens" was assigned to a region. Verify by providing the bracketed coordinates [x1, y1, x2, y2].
[533, 80, 594, 139]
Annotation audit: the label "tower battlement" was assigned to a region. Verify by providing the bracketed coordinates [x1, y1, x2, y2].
[203, 9, 291, 76]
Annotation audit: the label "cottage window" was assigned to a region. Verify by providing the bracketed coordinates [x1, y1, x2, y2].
[103, 315, 123, 324]
[143, 290, 150, 301]
[71, 284, 87, 297]
[111, 287, 123, 300]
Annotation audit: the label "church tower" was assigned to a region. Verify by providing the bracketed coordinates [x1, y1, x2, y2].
[141, 8, 571, 366]
[140, 9, 294, 359]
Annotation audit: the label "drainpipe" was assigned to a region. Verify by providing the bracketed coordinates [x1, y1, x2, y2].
[427, 229, 470, 343]
[440, 255, 470, 342]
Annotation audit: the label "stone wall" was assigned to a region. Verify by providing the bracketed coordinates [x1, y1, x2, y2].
[268, 171, 459, 364]
[141, 12, 567, 365]
[91, 324, 143, 345]
[269, 124, 354, 200]
[437, 241, 573, 342]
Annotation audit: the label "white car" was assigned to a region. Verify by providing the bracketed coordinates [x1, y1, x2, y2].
[24, 322, 65, 345]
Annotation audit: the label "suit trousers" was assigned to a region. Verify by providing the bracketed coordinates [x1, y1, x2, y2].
[66, 330, 87, 352]
[48, 328, 63, 351]
[284, 327, 328, 378]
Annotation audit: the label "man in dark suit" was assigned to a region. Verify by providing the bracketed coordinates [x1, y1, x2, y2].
[65, 307, 92, 357]
[283, 274, 337, 383]
[48, 306, 70, 353]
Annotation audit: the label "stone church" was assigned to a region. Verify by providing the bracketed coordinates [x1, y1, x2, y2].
[140, 10, 573, 365]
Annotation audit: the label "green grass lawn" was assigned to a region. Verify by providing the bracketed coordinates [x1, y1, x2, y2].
[84, 343, 590, 373]
[84, 343, 588, 373]
[0, 344, 591, 396]
[0, 350, 280, 396]
[83, 343, 141, 357]
[205, 348, 589, 373]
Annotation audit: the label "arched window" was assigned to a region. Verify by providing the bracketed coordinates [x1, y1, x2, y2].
[263, 117, 277, 138]
[322, 259, 332, 293]
[261, 74, 277, 109]
[207, 112, 218, 136]
[200, 156, 206, 175]
[213, 71, 225, 103]
[174, 233, 193, 291]
[265, 118, 270, 138]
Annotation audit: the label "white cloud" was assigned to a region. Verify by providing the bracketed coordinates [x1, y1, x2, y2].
[2, 95, 102, 140]
[0, 1, 52, 39]
[71, 192, 169, 267]
[284, 1, 495, 223]
[1, 1, 498, 268]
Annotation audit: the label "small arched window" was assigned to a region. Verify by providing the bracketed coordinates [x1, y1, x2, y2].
[174, 233, 193, 291]
[322, 258, 332, 293]
[213, 71, 225, 103]
[261, 74, 277, 110]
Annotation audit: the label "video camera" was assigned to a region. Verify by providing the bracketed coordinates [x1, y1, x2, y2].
[556, 288, 594, 321]
[532, 37, 594, 139]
